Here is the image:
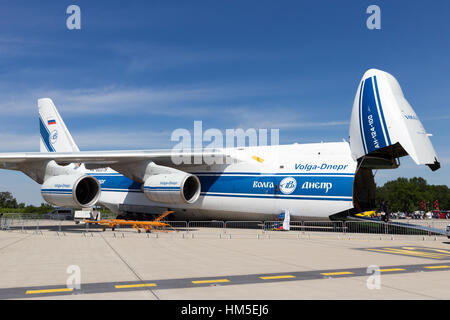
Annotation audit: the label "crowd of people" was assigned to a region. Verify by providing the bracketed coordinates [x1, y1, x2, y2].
[375, 200, 450, 221]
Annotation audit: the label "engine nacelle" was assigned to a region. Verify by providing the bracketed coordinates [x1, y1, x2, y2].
[143, 173, 201, 204]
[41, 175, 101, 208]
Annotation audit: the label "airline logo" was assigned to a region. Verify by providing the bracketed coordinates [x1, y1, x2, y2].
[279, 177, 297, 195]
[253, 181, 275, 188]
[404, 114, 418, 120]
[160, 181, 178, 186]
[301, 181, 333, 193]
[295, 163, 349, 171]
[50, 130, 58, 145]
[54, 183, 71, 189]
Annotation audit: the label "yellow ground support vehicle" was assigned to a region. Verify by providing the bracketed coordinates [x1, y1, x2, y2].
[84, 210, 176, 233]
[355, 210, 376, 218]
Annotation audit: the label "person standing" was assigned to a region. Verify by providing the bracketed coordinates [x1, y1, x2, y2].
[379, 200, 385, 221]
[383, 201, 391, 222]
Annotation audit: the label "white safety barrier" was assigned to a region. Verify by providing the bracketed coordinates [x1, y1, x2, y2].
[187, 221, 225, 233]
[1, 214, 448, 240]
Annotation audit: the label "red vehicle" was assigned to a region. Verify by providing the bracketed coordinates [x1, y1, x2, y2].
[432, 210, 449, 219]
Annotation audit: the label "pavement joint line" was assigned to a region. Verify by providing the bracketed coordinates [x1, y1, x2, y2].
[100, 234, 160, 300]
[0, 234, 32, 252]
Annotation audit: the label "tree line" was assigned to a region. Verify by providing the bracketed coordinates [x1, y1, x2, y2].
[375, 177, 450, 213]
[0, 192, 54, 214]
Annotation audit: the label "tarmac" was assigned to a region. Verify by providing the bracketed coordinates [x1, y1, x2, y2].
[0, 221, 449, 300]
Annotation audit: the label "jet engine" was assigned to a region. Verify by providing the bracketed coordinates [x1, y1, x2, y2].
[143, 173, 201, 204]
[41, 174, 101, 208]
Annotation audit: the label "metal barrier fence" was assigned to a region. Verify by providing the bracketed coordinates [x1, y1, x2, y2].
[222, 221, 264, 236]
[0, 216, 448, 238]
[431, 220, 450, 230]
[345, 221, 387, 235]
[343, 220, 448, 237]
[0, 217, 11, 230]
[398, 220, 449, 230]
[225, 221, 263, 230]
[187, 221, 225, 232]
[166, 221, 188, 231]
[303, 221, 345, 233]
[263, 221, 346, 233]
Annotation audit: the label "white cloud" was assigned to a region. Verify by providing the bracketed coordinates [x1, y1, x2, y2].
[0, 133, 38, 152]
[71, 129, 174, 150]
[224, 106, 348, 130]
[0, 81, 298, 118]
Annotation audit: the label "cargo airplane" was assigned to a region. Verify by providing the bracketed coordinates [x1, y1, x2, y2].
[0, 69, 440, 220]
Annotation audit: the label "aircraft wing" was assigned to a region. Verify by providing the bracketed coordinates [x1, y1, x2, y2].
[0, 149, 241, 184]
[0, 149, 231, 169]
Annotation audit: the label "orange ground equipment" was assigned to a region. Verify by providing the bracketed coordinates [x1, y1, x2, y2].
[84, 210, 176, 233]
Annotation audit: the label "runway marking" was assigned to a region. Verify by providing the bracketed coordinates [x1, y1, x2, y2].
[379, 268, 405, 272]
[320, 272, 353, 276]
[260, 275, 296, 280]
[384, 248, 448, 258]
[381, 249, 445, 259]
[364, 247, 450, 260]
[4, 262, 450, 299]
[115, 283, 157, 289]
[401, 247, 450, 255]
[192, 279, 230, 284]
[26, 288, 73, 295]
[424, 265, 450, 269]
[423, 248, 450, 254]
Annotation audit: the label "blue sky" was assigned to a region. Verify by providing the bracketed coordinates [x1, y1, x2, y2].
[0, 1, 449, 205]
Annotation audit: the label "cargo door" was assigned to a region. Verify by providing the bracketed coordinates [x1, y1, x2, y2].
[349, 69, 440, 171]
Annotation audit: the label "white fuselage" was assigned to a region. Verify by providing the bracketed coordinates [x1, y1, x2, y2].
[89, 142, 357, 220]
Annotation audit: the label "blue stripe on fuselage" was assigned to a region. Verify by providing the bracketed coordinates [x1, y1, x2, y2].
[89, 172, 354, 200]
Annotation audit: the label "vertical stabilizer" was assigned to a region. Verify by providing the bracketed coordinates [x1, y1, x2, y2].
[38, 98, 80, 153]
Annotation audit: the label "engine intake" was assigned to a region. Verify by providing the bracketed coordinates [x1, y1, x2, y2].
[143, 173, 201, 204]
[41, 175, 101, 208]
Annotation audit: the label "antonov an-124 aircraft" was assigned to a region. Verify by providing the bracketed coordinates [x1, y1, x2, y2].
[0, 69, 440, 220]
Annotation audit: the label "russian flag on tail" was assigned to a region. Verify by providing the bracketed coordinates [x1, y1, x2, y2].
[47, 119, 56, 125]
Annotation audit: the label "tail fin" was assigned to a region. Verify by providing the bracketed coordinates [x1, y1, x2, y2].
[38, 98, 80, 152]
[349, 69, 440, 171]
